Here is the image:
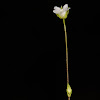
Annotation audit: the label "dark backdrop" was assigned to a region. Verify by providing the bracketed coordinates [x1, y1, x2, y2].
[0, 0, 100, 100]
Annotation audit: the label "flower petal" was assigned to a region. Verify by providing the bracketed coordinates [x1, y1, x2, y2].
[53, 9, 60, 14]
[54, 6, 61, 10]
[60, 11, 66, 17]
[53, 6, 61, 14]
[63, 4, 68, 11]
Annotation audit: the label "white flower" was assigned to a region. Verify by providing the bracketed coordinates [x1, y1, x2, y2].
[53, 4, 71, 19]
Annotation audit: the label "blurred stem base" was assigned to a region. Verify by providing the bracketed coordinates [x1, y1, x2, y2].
[68, 97, 70, 100]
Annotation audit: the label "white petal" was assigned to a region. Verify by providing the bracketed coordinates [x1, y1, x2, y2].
[53, 6, 61, 14]
[53, 7, 61, 14]
[53, 9, 60, 14]
[54, 6, 61, 10]
[60, 11, 66, 17]
[63, 4, 68, 11]
[59, 9, 63, 13]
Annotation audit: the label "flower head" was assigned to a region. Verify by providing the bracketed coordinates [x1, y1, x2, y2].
[53, 4, 71, 19]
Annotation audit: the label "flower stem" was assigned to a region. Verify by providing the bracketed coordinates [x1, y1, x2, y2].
[63, 19, 70, 100]
[68, 97, 70, 100]
[63, 19, 69, 83]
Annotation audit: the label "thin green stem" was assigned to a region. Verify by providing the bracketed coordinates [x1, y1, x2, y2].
[63, 19, 69, 83]
[63, 19, 70, 100]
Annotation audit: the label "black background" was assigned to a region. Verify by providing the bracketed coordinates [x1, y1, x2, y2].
[0, 0, 100, 100]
